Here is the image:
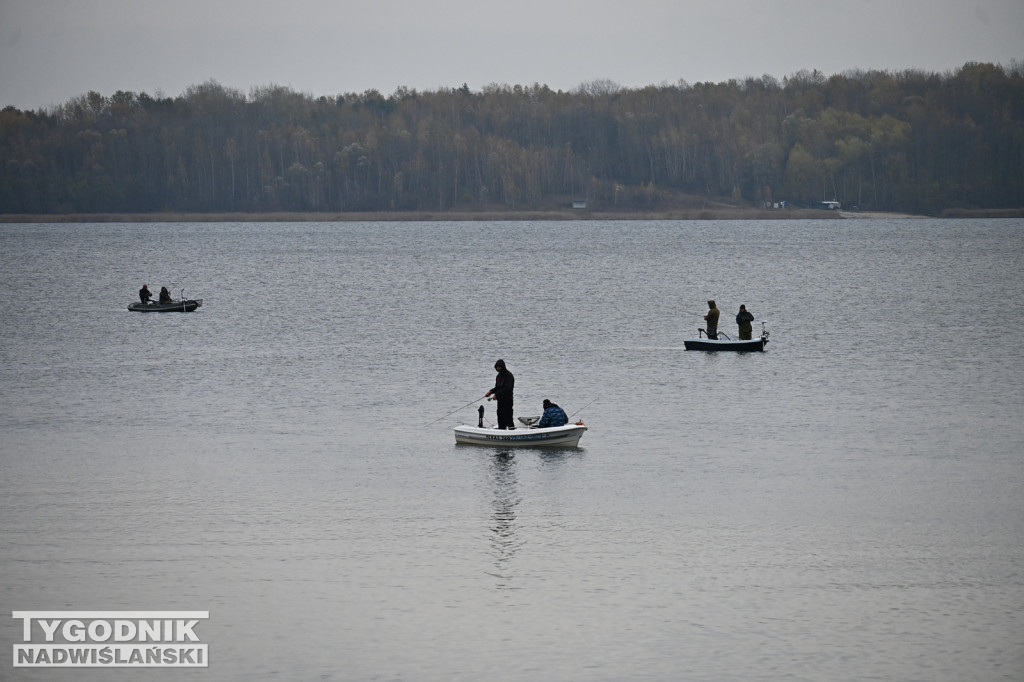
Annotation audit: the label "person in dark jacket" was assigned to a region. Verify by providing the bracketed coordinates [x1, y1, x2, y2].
[536, 399, 568, 428]
[704, 300, 720, 339]
[736, 304, 755, 340]
[485, 359, 515, 429]
[159, 286, 172, 304]
[139, 284, 153, 305]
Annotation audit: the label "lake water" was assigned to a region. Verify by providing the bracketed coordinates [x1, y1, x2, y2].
[1, 219, 1022, 681]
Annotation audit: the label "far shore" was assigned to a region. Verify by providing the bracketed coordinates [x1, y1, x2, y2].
[1, 207, 1019, 223]
[0, 208, 841, 223]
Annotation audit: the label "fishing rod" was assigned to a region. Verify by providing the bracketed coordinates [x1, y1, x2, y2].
[426, 396, 487, 425]
[568, 398, 598, 419]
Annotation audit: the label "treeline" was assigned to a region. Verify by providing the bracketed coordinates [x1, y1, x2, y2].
[1, 62, 1022, 215]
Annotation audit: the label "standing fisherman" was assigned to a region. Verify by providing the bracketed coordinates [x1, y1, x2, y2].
[704, 300, 720, 339]
[485, 359, 515, 429]
[736, 304, 755, 340]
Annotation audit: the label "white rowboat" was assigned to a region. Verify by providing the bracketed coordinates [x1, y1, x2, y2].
[454, 423, 587, 447]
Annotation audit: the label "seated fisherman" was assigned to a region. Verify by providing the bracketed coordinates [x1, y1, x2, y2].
[536, 399, 568, 428]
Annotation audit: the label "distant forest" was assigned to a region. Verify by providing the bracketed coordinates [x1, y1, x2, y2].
[1, 61, 1022, 215]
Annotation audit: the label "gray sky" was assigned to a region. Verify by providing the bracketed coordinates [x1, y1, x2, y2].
[2, 0, 1022, 110]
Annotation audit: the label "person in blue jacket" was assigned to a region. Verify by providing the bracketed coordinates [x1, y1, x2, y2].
[537, 399, 568, 428]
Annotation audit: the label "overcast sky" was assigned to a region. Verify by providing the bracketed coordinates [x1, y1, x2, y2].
[2, 0, 1022, 110]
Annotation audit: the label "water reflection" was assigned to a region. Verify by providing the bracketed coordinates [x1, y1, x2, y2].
[537, 449, 580, 468]
[486, 450, 522, 586]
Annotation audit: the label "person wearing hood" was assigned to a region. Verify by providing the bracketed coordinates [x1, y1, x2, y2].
[536, 399, 568, 428]
[139, 284, 153, 305]
[736, 304, 755, 340]
[159, 286, 172, 304]
[485, 359, 515, 429]
[704, 300, 720, 339]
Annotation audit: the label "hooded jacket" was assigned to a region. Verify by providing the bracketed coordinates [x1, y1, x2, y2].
[537, 402, 568, 428]
[704, 300, 720, 331]
[490, 361, 514, 402]
[736, 308, 754, 335]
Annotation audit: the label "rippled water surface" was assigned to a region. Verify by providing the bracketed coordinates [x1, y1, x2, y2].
[2, 219, 1022, 681]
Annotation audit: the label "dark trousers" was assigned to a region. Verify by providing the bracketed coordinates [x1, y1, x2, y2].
[496, 399, 514, 429]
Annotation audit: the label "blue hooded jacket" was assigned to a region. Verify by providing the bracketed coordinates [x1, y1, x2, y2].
[537, 401, 568, 428]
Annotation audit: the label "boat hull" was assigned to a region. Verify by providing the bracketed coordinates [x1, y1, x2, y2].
[684, 337, 767, 351]
[128, 299, 203, 312]
[454, 423, 587, 447]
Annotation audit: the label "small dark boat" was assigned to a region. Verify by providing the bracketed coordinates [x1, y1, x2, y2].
[128, 299, 202, 312]
[128, 290, 202, 312]
[684, 322, 769, 352]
